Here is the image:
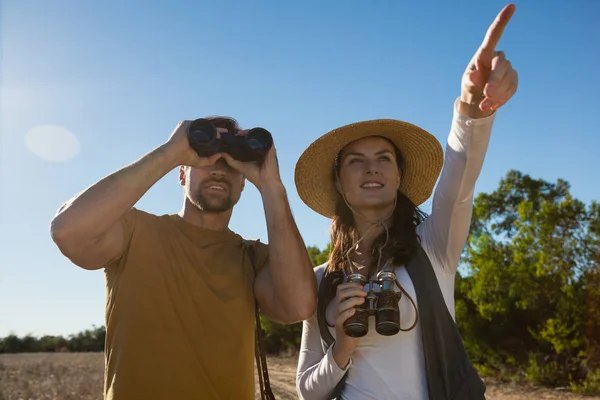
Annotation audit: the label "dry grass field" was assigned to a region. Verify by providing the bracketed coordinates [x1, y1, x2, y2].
[0, 352, 597, 400]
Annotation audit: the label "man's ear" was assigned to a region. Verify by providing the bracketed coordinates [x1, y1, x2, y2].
[178, 166, 187, 186]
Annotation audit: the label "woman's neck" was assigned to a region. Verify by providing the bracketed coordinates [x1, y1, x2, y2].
[348, 206, 394, 267]
[353, 205, 394, 240]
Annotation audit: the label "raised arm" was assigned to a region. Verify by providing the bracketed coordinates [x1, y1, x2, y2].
[50, 121, 222, 270]
[420, 4, 519, 272]
[221, 145, 317, 324]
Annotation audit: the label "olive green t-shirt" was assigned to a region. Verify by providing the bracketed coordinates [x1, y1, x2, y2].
[102, 208, 268, 400]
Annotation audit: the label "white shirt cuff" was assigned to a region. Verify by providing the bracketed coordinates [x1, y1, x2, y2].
[451, 98, 496, 143]
[453, 97, 497, 126]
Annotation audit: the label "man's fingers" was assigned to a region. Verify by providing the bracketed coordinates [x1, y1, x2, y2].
[179, 120, 192, 131]
[220, 153, 245, 172]
[193, 152, 223, 168]
[480, 4, 515, 52]
[209, 153, 224, 163]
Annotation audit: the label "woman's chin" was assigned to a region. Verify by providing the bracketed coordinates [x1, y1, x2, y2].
[349, 198, 395, 213]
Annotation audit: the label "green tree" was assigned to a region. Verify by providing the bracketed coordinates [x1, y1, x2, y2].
[307, 244, 331, 267]
[0, 334, 25, 353]
[66, 325, 105, 352]
[458, 170, 600, 390]
[38, 335, 69, 352]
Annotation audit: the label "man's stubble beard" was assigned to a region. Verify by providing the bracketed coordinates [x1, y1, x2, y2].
[188, 186, 239, 213]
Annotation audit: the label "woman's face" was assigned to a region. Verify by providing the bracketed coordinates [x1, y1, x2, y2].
[336, 136, 401, 213]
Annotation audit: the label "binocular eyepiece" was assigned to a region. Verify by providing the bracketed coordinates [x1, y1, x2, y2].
[187, 118, 273, 163]
[343, 271, 401, 337]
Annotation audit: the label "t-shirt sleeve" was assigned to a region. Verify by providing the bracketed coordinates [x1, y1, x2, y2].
[102, 207, 139, 270]
[250, 239, 269, 274]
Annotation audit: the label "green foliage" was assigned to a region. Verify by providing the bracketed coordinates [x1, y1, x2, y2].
[571, 368, 600, 395]
[459, 170, 599, 392]
[307, 243, 331, 267]
[259, 316, 303, 355]
[0, 326, 105, 353]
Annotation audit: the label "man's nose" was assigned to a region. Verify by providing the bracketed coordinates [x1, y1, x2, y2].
[210, 157, 230, 176]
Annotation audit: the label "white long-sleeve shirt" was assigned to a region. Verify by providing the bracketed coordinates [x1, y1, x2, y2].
[296, 103, 496, 400]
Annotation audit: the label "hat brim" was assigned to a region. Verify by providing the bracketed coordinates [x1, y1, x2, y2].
[294, 119, 444, 219]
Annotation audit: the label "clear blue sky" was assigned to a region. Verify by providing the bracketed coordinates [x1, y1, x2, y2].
[1, 0, 599, 338]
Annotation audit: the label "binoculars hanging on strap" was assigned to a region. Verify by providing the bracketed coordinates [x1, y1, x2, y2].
[343, 270, 418, 337]
[187, 118, 273, 162]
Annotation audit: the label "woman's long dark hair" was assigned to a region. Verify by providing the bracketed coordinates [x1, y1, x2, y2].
[327, 139, 428, 277]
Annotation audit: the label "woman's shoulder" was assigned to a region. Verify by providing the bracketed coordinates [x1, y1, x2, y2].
[313, 262, 329, 286]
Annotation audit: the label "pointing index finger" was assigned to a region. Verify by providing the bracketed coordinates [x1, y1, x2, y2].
[480, 4, 515, 52]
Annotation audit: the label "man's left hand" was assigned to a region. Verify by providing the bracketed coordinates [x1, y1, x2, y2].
[461, 4, 518, 113]
[221, 131, 281, 191]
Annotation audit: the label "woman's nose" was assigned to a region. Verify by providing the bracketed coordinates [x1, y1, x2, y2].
[364, 161, 380, 175]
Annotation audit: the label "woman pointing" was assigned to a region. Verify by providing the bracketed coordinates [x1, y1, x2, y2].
[294, 4, 518, 400]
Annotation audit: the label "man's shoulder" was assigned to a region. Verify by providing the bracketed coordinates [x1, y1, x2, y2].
[133, 207, 173, 222]
[123, 207, 161, 224]
[127, 207, 183, 230]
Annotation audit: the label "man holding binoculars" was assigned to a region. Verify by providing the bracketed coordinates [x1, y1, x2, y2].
[49, 116, 317, 400]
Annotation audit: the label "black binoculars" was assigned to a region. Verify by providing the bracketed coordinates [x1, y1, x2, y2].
[187, 118, 273, 163]
[343, 271, 401, 337]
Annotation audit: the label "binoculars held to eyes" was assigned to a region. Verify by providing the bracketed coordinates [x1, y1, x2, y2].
[187, 118, 273, 163]
[344, 271, 401, 337]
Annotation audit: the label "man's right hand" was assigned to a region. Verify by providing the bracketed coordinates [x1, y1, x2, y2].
[164, 120, 224, 168]
[51, 119, 228, 271]
[326, 281, 367, 368]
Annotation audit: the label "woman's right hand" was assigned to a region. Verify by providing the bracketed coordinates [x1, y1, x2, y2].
[326, 281, 367, 368]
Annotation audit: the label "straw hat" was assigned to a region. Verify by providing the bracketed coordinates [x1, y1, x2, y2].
[294, 119, 444, 219]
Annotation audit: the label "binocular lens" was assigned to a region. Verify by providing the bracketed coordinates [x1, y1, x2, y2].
[190, 129, 214, 143]
[376, 310, 401, 336]
[188, 119, 219, 153]
[345, 315, 369, 337]
[188, 120, 216, 138]
[375, 272, 400, 336]
[246, 128, 272, 151]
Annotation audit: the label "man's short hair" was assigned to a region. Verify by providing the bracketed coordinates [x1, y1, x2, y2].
[204, 116, 240, 132]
